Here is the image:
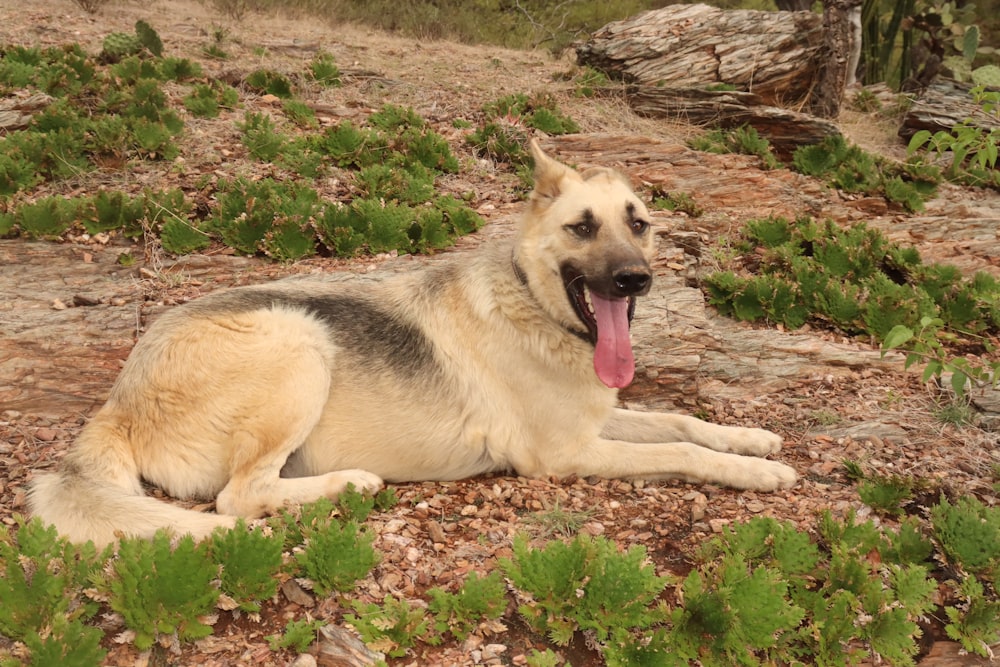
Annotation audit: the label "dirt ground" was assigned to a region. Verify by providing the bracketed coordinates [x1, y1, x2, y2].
[1, 0, 999, 665]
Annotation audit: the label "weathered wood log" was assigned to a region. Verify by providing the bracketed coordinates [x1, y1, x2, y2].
[575, 3, 824, 107]
[809, 0, 864, 118]
[898, 78, 1000, 142]
[620, 85, 841, 157]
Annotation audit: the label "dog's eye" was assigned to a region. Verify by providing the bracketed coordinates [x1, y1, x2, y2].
[630, 219, 650, 235]
[569, 222, 594, 238]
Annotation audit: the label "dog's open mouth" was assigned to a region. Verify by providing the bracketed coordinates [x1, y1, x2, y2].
[562, 267, 637, 389]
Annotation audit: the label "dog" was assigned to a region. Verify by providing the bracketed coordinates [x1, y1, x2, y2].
[29, 140, 797, 546]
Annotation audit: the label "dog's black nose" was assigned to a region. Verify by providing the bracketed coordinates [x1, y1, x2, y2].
[613, 270, 651, 296]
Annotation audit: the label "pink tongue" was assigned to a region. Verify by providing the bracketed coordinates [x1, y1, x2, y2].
[590, 293, 635, 388]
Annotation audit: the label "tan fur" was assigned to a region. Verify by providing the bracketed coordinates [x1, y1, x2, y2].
[29, 141, 797, 546]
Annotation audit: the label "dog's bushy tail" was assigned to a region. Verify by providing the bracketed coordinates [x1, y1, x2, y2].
[28, 416, 235, 546]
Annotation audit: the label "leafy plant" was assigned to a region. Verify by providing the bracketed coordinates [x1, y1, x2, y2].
[308, 51, 341, 86]
[295, 518, 379, 596]
[0, 518, 107, 647]
[906, 85, 1000, 189]
[206, 177, 321, 258]
[103, 532, 219, 650]
[930, 495, 1000, 579]
[346, 596, 431, 657]
[427, 571, 507, 641]
[857, 473, 916, 516]
[183, 82, 239, 118]
[501, 534, 669, 648]
[944, 575, 1000, 657]
[688, 125, 781, 170]
[245, 68, 294, 98]
[482, 93, 579, 134]
[649, 187, 703, 217]
[209, 520, 285, 612]
[267, 617, 325, 653]
[703, 215, 1000, 395]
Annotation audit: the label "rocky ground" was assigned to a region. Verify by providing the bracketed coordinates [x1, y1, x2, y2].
[1, 0, 999, 665]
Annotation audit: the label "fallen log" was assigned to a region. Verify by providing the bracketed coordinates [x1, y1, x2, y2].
[575, 3, 824, 107]
[898, 78, 1000, 142]
[622, 85, 841, 157]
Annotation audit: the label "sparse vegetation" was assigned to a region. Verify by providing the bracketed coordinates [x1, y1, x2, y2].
[703, 215, 1000, 396]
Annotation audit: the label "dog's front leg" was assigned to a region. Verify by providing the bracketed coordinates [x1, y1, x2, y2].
[601, 408, 782, 457]
[539, 439, 797, 491]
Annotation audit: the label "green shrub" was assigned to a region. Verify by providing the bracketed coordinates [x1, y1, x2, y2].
[267, 618, 325, 653]
[346, 596, 431, 657]
[930, 496, 1000, 579]
[184, 82, 238, 118]
[77, 190, 146, 235]
[209, 520, 285, 612]
[688, 125, 781, 170]
[103, 532, 219, 650]
[0, 518, 107, 646]
[294, 518, 379, 596]
[428, 571, 507, 641]
[944, 575, 1000, 657]
[282, 98, 318, 128]
[308, 51, 341, 86]
[207, 177, 321, 258]
[245, 69, 295, 98]
[704, 216, 1000, 392]
[501, 533, 669, 646]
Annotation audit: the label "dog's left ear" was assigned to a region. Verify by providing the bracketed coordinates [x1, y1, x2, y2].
[529, 139, 580, 209]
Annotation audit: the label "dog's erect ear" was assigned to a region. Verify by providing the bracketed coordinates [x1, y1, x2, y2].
[529, 139, 580, 209]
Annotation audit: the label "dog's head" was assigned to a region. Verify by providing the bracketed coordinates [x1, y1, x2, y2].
[516, 139, 655, 389]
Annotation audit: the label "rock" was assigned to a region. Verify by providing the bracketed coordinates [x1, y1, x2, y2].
[315, 625, 384, 667]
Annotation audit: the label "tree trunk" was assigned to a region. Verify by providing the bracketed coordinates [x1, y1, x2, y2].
[575, 4, 824, 107]
[809, 0, 864, 118]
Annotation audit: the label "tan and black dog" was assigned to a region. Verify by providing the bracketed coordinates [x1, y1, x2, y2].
[30, 140, 797, 545]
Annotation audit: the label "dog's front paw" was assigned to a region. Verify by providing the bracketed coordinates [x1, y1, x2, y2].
[327, 469, 384, 497]
[728, 427, 783, 457]
[740, 459, 798, 491]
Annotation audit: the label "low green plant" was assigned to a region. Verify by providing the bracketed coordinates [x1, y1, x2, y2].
[283, 98, 318, 128]
[467, 121, 530, 167]
[15, 196, 79, 239]
[77, 190, 146, 235]
[792, 135, 936, 211]
[688, 125, 781, 170]
[571, 66, 611, 97]
[906, 85, 1000, 189]
[295, 518, 379, 596]
[930, 495, 1000, 580]
[183, 82, 239, 118]
[206, 177, 321, 258]
[267, 617, 326, 653]
[857, 473, 915, 516]
[427, 571, 507, 641]
[0, 518, 107, 652]
[649, 187, 703, 217]
[703, 215, 1000, 396]
[209, 520, 285, 612]
[245, 68, 294, 98]
[523, 498, 596, 538]
[944, 575, 1000, 657]
[501, 534, 669, 648]
[335, 483, 399, 523]
[239, 111, 287, 161]
[347, 595, 431, 657]
[103, 532, 219, 650]
[309, 51, 341, 86]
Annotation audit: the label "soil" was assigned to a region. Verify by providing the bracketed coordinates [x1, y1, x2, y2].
[1, 1, 999, 666]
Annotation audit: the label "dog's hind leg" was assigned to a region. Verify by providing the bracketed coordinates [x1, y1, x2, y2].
[213, 344, 383, 519]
